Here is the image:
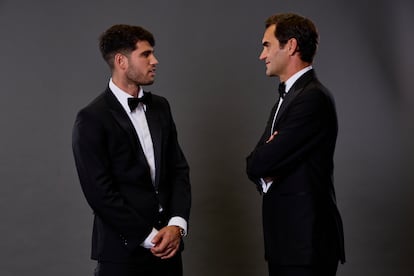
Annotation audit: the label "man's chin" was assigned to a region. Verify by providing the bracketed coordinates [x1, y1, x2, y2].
[141, 80, 155, 86]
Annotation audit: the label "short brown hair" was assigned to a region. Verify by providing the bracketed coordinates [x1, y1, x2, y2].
[265, 13, 318, 63]
[99, 24, 155, 68]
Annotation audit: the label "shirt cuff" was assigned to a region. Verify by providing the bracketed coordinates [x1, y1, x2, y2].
[140, 227, 158, 249]
[168, 216, 188, 236]
[260, 178, 273, 194]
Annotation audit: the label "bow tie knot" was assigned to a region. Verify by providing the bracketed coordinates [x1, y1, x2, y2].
[278, 82, 286, 99]
[128, 92, 152, 111]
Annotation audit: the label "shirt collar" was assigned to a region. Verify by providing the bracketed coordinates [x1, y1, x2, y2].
[109, 78, 144, 112]
[284, 65, 313, 93]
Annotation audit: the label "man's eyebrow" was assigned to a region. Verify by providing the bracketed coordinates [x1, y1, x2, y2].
[140, 49, 153, 55]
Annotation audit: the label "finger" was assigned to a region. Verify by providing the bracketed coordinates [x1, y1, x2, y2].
[151, 238, 171, 254]
[266, 131, 279, 143]
[151, 243, 167, 254]
[152, 246, 173, 258]
[160, 246, 179, 259]
[151, 228, 169, 247]
[151, 232, 162, 245]
[152, 239, 179, 257]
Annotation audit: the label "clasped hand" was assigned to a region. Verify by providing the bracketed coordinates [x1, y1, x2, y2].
[263, 131, 278, 183]
[150, 226, 181, 259]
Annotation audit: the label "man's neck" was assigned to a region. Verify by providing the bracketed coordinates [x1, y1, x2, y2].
[111, 74, 140, 97]
[280, 61, 312, 83]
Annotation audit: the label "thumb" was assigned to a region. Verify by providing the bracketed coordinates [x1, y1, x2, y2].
[151, 232, 162, 244]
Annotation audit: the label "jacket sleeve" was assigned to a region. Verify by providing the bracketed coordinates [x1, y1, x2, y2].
[246, 88, 332, 180]
[72, 109, 153, 252]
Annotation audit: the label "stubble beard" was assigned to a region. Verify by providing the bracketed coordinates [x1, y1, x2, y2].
[126, 68, 155, 87]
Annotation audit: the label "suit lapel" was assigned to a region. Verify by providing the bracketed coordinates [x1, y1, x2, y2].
[104, 88, 149, 166]
[275, 70, 316, 125]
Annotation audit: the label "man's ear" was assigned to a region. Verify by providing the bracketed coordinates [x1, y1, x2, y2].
[114, 53, 127, 70]
[287, 38, 298, 56]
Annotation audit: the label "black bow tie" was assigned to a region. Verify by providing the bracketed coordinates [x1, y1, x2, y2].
[127, 92, 152, 111]
[278, 82, 286, 99]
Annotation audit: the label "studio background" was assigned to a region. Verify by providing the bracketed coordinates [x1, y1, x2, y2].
[1, 0, 413, 275]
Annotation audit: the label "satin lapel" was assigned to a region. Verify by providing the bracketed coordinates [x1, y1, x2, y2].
[104, 89, 148, 165]
[144, 98, 162, 188]
[274, 70, 316, 125]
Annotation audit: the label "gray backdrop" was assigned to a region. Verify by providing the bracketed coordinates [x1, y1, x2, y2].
[1, 0, 413, 275]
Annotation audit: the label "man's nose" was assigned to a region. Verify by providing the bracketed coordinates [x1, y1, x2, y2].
[151, 55, 159, 65]
[259, 50, 266, 60]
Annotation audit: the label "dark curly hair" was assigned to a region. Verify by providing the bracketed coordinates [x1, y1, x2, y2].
[265, 13, 318, 63]
[99, 24, 155, 69]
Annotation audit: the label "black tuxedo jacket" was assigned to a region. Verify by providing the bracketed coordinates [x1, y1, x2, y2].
[246, 70, 345, 265]
[72, 87, 191, 263]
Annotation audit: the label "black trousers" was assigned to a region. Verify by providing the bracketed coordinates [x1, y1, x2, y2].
[94, 253, 183, 276]
[268, 260, 338, 276]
